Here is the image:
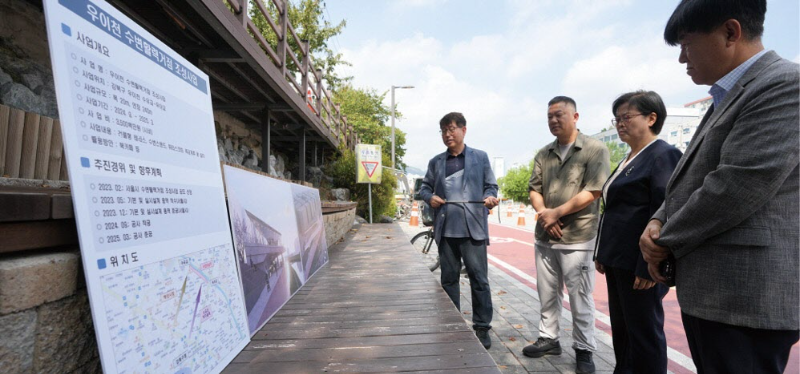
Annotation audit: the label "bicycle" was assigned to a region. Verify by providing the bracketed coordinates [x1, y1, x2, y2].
[411, 226, 440, 271]
[409, 200, 495, 272]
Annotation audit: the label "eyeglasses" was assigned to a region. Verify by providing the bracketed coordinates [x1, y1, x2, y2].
[439, 126, 463, 135]
[611, 113, 646, 126]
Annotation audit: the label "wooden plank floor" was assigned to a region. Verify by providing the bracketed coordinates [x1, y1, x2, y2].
[223, 223, 500, 373]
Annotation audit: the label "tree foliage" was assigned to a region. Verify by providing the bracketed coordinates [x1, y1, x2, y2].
[497, 160, 534, 204]
[326, 85, 408, 219]
[250, 0, 351, 90]
[334, 85, 406, 170]
[328, 148, 397, 221]
[605, 141, 627, 170]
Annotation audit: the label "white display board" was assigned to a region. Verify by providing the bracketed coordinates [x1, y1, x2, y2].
[42, 0, 249, 372]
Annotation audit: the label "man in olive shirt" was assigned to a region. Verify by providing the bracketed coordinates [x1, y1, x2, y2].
[522, 96, 610, 374]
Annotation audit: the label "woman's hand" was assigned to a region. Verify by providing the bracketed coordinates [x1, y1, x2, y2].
[595, 261, 605, 275]
[633, 276, 656, 290]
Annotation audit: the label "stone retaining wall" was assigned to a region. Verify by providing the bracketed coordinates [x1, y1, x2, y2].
[0, 249, 101, 374]
[323, 208, 357, 248]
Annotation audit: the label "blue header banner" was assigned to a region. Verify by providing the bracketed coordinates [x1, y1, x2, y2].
[59, 0, 208, 94]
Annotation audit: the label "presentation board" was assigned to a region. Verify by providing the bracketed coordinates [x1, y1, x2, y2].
[42, 0, 250, 372]
[291, 183, 329, 281]
[224, 165, 329, 335]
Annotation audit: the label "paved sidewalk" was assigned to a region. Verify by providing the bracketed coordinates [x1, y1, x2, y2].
[482, 206, 797, 373]
[399, 221, 618, 374]
[401, 203, 799, 373]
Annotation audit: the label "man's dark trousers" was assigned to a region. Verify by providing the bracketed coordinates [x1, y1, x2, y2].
[682, 312, 799, 374]
[439, 237, 491, 329]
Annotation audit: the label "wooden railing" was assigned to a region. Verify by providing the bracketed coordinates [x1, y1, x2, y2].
[223, 0, 360, 150]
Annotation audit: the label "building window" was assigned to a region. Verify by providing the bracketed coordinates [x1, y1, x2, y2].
[683, 128, 691, 134]
[671, 131, 678, 137]
[611, 134, 618, 140]
[684, 141, 690, 147]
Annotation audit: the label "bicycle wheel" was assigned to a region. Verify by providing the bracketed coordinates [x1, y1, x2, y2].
[410, 230, 440, 271]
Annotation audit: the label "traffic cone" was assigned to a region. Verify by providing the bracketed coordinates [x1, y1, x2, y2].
[489, 205, 494, 215]
[506, 203, 514, 218]
[409, 201, 420, 227]
[517, 204, 526, 226]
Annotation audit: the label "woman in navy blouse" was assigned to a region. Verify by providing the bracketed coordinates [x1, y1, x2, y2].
[594, 91, 682, 374]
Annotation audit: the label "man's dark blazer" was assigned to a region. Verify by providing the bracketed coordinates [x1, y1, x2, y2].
[418, 145, 498, 246]
[595, 139, 681, 279]
[652, 51, 799, 330]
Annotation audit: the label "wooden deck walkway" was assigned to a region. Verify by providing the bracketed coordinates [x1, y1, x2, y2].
[223, 223, 500, 373]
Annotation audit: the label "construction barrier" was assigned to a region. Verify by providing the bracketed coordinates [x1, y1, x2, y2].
[409, 201, 420, 227]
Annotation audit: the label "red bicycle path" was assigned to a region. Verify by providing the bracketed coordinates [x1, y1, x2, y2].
[486, 222, 799, 374]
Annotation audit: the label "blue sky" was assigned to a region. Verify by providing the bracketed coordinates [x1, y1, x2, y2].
[322, 0, 800, 171]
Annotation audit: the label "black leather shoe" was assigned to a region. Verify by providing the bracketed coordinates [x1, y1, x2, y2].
[475, 327, 491, 349]
[575, 348, 595, 374]
[522, 337, 561, 358]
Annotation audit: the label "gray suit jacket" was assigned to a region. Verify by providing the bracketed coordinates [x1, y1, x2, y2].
[652, 51, 799, 330]
[419, 145, 498, 246]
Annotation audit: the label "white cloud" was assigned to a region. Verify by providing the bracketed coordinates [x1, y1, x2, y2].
[561, 34, 706, 135]
[794, 54, 800, 63]
[447, 34, 510, 84]
[381, 63, 541, 170]
[340, 33, 442, 91]
[340, 29, 551, 169]
[503, 0, 629, 78]
[334, 1, 716, 170]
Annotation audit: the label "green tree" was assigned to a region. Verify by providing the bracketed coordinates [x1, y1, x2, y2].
[328, 148, 397, 222]
[497, 160, 534, 203]
[605, 141, 627, 170]
[334, 85, 406, 170]
[250, 0, 351, 90]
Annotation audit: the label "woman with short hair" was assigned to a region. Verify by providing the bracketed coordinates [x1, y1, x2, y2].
[594, 90, 682, 374]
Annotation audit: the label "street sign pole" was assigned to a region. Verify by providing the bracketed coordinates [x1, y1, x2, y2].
[355, 144, 382, 224]
[368, 184, 373, 224]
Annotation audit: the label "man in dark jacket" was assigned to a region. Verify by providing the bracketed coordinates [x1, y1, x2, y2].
[418, 112, 499, 349]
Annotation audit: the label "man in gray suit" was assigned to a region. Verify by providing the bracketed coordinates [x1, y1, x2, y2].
[419, 112, 499, 349]
[639, 1, 799, 372]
